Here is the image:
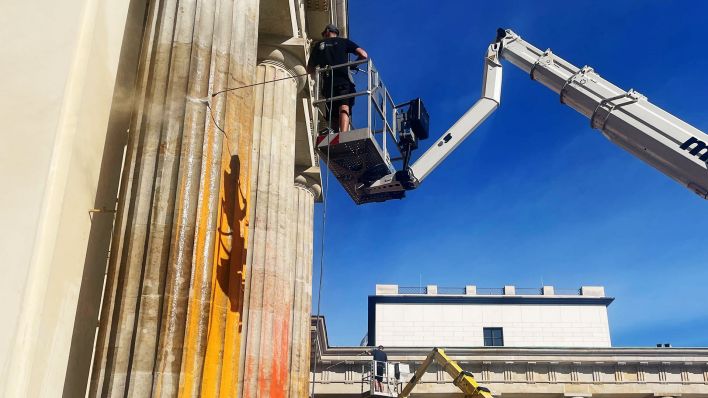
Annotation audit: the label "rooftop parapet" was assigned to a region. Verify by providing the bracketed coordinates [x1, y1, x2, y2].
[375, 284, 607, 297]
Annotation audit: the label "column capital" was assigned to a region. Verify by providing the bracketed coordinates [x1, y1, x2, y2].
[257, 44, 307, 92]
[294, 174, 322, 200]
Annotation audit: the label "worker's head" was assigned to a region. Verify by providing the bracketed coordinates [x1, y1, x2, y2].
[322, 24, 340, 38]
[378, 345, 384, 350]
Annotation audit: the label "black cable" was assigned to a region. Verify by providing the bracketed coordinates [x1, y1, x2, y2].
[206, 70, 316, 155]
[204, 66, 341, 397]
[205, 101, 234, 157]
[211, 72, 311, 98]
[310, 65, 336, 398]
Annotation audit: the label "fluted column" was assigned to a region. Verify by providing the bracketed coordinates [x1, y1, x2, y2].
[239, 46, 305, 398]
[195, 0, 260, 397]
[88, 0, 261, 397]
[89, 0, 189, 395]
[288, 175, 320, 398]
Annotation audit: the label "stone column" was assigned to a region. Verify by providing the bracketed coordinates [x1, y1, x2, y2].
[288, 175, 320, 398]
[88, 0, 261, 396]
[198, 0, 260, 397]
[89, 0, 192, 395]
[239, 46, 306, 398]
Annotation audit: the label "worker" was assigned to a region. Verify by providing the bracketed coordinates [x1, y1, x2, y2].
[371, 345, 387, 392]
[307, 24, 368, 133]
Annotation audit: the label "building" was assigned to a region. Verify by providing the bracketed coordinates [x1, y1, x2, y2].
[2, 0, 346, 396]
[310, 284, 708, 397]
[370, 284, 612, 348]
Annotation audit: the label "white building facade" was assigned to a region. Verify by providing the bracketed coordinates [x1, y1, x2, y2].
[371, 284, 612, 348]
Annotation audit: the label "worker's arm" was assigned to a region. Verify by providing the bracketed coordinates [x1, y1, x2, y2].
[345, 38, 368, 61]
[354, 47, 368, 60]
[306, 46, 317, 75]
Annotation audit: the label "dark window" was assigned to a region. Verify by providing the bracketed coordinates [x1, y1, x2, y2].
[483, 327, 504, 347]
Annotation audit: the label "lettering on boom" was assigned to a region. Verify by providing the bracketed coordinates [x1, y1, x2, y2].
[680, 137, 708, 162]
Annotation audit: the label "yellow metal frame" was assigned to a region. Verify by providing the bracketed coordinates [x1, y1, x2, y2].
[398, 348, 493, 398]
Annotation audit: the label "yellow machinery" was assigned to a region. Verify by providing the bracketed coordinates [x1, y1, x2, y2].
[398, 348, 493, 398]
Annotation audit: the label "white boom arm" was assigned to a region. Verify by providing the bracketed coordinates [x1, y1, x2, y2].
[409, 44, 503, 182]
[371, 29, 708, 199]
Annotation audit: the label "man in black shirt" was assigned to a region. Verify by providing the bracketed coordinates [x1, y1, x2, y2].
[371, 345, 387, 392]
[307, 24, 368, 133]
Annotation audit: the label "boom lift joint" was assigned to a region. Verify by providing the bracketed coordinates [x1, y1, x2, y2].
[397, 347, 493, 398]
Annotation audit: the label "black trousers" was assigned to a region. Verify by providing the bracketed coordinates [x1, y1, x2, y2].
[321, 82, 355, 132]
[375, 363, 384, 382]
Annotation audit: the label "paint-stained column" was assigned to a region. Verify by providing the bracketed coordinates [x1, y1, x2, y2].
[149, 0, 216, 394]
[89, 0, 188, 395]
[88, 0, 261, 396]
[239, 46, 306, 398]
[191, 0, 260, 396]
[288, 174, 320, 398]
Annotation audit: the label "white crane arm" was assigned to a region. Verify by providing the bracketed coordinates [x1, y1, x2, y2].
[409, 44, 503, 182]
[498, 29, 708, 198]
[370, 29, 708, 199]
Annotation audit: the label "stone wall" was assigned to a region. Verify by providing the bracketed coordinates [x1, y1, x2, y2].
[311, 317, 708, 398]
[372, 284, 612, 348]
[376, 303, 611, 348]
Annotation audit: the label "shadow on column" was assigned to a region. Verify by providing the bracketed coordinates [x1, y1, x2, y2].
[216, 155, 248, 313]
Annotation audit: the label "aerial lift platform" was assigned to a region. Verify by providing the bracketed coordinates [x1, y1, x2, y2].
[313, 59, 429, 204]
[314, 29, 708, 204]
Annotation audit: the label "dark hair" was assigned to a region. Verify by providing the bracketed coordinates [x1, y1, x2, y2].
[322, 24, 340, 36]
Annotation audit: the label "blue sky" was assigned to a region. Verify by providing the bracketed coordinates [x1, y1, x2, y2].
[311, 0, 708, 347]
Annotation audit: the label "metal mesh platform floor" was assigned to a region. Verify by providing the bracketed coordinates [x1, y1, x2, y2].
[316, 128, 404, 204]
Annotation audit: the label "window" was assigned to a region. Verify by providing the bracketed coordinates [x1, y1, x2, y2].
[483, 327, 504, 347]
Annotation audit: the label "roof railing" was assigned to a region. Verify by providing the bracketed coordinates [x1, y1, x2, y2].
[393, 286, 586, 296]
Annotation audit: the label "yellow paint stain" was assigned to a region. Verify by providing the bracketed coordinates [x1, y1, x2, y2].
[178, 119, 219, 397]
[219, 88, 253, 398]
[197, 84, 254, 397]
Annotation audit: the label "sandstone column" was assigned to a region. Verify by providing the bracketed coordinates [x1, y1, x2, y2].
[239, 46, 305, 398]
[149, 0, 216, 394]
[88, 0, 261, 396]
[196, 0, 260, 397]
[288, 174, 320, 398]
[89, 0, 188, 395]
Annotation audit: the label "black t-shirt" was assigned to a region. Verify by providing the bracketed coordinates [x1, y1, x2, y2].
[372, 348, 387, 363]
[308, 37, 360, 85]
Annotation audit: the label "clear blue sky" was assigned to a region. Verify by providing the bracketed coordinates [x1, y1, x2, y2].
[311, 0, 708, 347]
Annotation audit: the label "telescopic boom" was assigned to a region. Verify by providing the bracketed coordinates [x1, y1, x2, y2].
[370, 29, 708, 199]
